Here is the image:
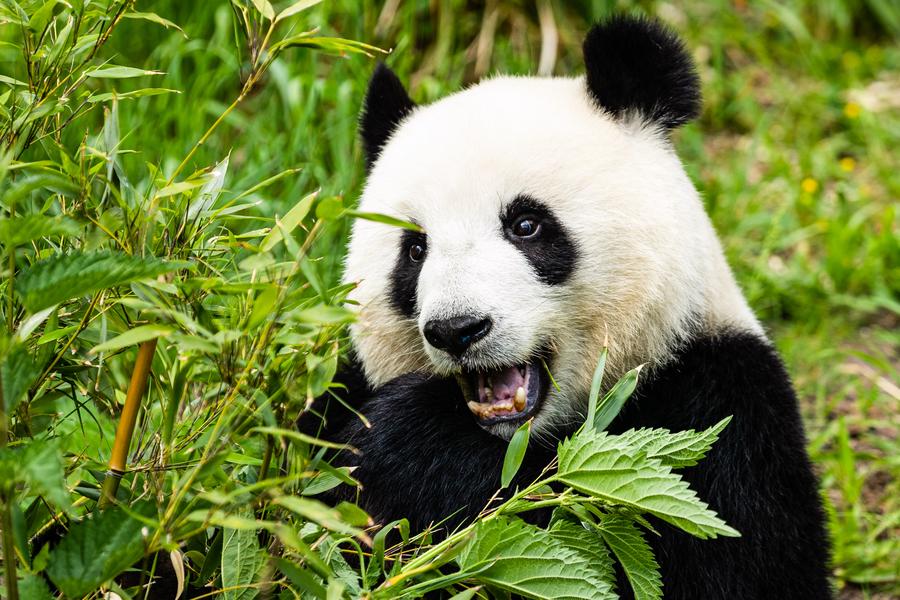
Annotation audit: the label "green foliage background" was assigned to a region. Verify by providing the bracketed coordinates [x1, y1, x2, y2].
[0, 0, 898, 598]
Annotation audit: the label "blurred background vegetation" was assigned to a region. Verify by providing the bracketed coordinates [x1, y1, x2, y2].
[0, 0, 897, 598]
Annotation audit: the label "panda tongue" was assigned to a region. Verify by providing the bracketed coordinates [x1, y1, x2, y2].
[486, 365, 526, 405]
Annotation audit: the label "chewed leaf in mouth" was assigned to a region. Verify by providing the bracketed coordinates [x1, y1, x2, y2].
[460, 358, 547, 427]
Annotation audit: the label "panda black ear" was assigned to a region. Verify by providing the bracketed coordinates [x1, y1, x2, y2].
[582, 15, 701, 129]
[360, 63, 416, 169]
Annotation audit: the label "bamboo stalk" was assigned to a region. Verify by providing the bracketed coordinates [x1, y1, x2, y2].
[0, 385, 19, 600]
[99, 338, 158, 508]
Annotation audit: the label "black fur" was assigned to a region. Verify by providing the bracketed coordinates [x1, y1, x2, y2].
[359, 63, 416, 170]
[502, 195, 578, 286]
[388, 229, 427, 319]
[583, 15, 701, 129]
[303, 331, 832, 598]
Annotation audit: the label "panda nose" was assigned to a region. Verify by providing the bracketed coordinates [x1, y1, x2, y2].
[423, 316, 493, 357]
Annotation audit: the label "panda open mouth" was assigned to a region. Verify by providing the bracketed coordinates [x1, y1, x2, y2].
[460, 358, 547, 426]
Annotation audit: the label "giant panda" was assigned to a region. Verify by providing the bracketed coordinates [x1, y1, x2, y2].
[302, 15, 832, 599]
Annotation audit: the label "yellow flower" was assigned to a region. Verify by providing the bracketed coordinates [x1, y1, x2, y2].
[801, 178, 818, 194]
[839, 157, 856, 172]
[844, 102, 861, 119]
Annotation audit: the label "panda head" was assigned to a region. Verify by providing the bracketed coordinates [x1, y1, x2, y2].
[343, 16, 759, 440]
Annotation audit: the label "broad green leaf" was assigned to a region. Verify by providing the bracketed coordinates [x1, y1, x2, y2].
[547, 518, 615, 580]
[0, 440, 70, 510]
[221, 508, 266, 600]
[557, 428, 740, 539]
[0, 214, 80, 247]
[46, 505, 149, 597]
[1, 342, 39, 412]
[89, 323, 175, 354]
[593, 364, 643, 431]
[501, 419, 532, 488]
[274, 558, 326, 599]
[597, 514, 662, 600]
[85, 66, 164, 78]
[261, 190, 317, 251]
[15, 251, 190, 312]
[17, 573, 53, 600]
[456, 517, 616, 599]
[612, 417, 733, 468]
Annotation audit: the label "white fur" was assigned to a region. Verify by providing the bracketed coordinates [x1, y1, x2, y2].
[343, 75, 761, 435]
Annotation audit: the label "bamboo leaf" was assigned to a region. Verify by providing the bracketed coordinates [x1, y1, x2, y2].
[89, 324, 175, 354]
[85, 66, 164, 78]
[593, 363, 643, 432]
[15, 251, 191, 312]
[501, 418, 532, 488]
[275, 0, 322, 22]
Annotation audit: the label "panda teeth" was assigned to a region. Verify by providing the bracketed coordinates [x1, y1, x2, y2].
[514, 386, 526, 411]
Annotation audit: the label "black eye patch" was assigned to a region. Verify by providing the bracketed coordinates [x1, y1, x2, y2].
[501, 195, 577, 286]
[388, 229, 427, 318]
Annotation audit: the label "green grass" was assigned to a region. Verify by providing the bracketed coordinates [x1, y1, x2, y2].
[1, 0, 898, 598]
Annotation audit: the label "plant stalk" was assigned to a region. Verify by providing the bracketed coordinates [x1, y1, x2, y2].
[0, 386, 19, 600]
[99, 338, 158, 508]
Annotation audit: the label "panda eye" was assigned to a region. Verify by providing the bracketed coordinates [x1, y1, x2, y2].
[511, 216, 541, 239]
[408, 242, 426, 262]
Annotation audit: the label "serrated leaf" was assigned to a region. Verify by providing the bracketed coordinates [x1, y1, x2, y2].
[598, 514, 662, 600]
[18, 572, 53, 600]
[501, 418, 532, 488]
[222, 509, 266, 600]
[612, 417, 733, 468]
[0, 214, 80, 248]
[1, 342, 39, 412]
[557, 428, 740, 539]
[0, 440, 69, 510]
[15, 251, 190, 312]
[548, 519, 615, 581]
[89, 323, 175, 354]
[46, 505, 148, 597]
[456, 517, 616, 599]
